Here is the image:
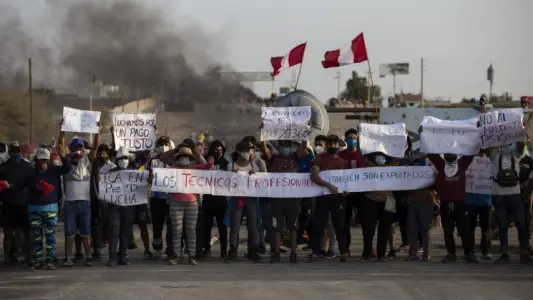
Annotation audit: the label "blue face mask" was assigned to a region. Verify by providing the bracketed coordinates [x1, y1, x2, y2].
[346, 139, 357, 149]
[11, 154, 21, 162]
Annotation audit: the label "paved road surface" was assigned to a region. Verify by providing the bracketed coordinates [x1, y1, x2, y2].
[0, 226, 531, 300]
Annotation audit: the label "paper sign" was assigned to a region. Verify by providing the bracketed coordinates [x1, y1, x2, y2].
[98, 170, 149, 206]
[420, 116, 480, 155]
[113, 113, 156, 151]
[478, 108, 527, 148]
[359, 123, 407, 158]
[61, 107, 101, 134]
[260, 106, 312, 141]
[465, 156, 492, 194]
[152, 166, 435, 198]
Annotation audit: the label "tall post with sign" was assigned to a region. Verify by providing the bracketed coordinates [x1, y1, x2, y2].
[487, 64, 494, 102]
[379, 62, 409, 107]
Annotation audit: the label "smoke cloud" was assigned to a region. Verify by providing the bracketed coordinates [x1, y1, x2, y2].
[0, 0, 253, 104]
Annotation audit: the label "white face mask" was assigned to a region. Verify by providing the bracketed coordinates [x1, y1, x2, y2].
[314, 146, 324, 154]
[0, 152, 8, 164]
[501, 144, 515, 154]
[178, 157, 190, 166]
[239, 152, 251, 161]
[117, 159, 129, 169]
[375, 155, 387, 166]
[157, 145, 170, 154]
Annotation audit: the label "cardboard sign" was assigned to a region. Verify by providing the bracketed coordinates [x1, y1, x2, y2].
[260, 106, 311, 141]
[478, 108, 527, 148]
[112, 112, 156, 151]
[152, 166, 435, 198]
[61, 107, 101, 134]
[465, 156, 492, 194]
[420, 116, 480, 155]
[359, 123, 407, 158]
[98, 170, 149, 206]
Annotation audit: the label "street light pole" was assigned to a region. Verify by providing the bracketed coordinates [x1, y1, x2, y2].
[28, 58, 33, 147]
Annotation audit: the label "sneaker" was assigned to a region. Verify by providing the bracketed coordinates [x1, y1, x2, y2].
[84, 257, 93, 267]
[188, 257, 198, 265]
[464, 254, 479, 263]
[107, 259, 117, 267]
[248, 251, 263, 263]
[74, 253, 84, 262]
[118, 256, 130, 266]
[143, 251, 154, 259]
[360, 256, 371, 263]
[227, 246, 237, 261]
[371, 248, 377, 258]
[495, 253, 511, 263]
[270, 252, 281, 263]
[339, 254, 348, 263]
[46, 263, 56, 270]
[302, 245, 312, 251]
[441, 253, 457, 263]
[279, 247, 288, 253]
[154, 250, 162, 258]
[376, 257, 386, 263]
[520, 254, 533, 264]
[528, 247, 533, 256]
[387, 250, 397, 259]
[168, 258, 179, 265]
[258, 245, 267, 256]
[405, 254, 420, 261]
[422, 253, 431, 262]
[318, 250, 327, 258]
[289, 252, 298, 263]
[306, 253, 319, 263]
[128, 242, 138, 250]
[325, 250, 336, 259]
[92, 251, 102, 262]
[62, 257, 74, 267]
[482, 253, 492, 260]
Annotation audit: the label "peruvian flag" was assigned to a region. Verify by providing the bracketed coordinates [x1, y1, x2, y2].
[270, 42, 307, 76]
[322, 33, 368, 68]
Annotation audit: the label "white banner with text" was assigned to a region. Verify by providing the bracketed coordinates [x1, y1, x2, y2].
[98, 170, 149, 206]
[260, 106, 311, 141]
[478, 108, 527, 148]
[151, 166, 435, 198]
[420, 116, 480, 155]
[359, 123, 407, 158]
[113, 112, 157, 151]
[61, 107, 101, 134]
[465, 156, 492, 194]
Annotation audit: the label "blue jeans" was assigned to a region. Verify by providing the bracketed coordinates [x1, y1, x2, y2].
[64, 200, 91, 238]
[493, 194, 529, 254]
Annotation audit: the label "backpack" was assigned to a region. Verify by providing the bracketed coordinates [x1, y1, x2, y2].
[493, 155, 519, 188]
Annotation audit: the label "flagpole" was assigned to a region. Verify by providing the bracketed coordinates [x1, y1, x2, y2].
[294, 42, 306, 91]
[366, 60, 374, 107]
[271, 74, 275, 96]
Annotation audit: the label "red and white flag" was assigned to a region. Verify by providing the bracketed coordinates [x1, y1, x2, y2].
[322, 33, 368, 68]
[270, 42, 307, 76]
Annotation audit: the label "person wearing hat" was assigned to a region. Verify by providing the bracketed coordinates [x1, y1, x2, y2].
[57, 120, 101, 267]
[26, 147, 72, 270]
[159, 145, 214, 265]
[0, 141, 35, 265]
[307, 134, 350, 263]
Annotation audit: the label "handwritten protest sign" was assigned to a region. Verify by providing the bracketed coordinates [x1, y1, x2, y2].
[359, 123, 407, 158]
[465, 156, 492, 194]
[113, 113, 156, 151]
[61, 107, 101, 134]
[260, 106, 311, 141]
[98, 170, 149, 206]
[478, 108, 526, 149]
[420, 116, 480, 155]
[152, 166, 435, 198]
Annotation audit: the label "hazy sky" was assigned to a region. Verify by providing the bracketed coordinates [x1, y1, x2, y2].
[177, 0, 532, 102]
[6, 0, 532, 102]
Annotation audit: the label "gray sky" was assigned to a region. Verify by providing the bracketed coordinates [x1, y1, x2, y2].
[6, 0, 532, 102]
[178, 0, 532, 102]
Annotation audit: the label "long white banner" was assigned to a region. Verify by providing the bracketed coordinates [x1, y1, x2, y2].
[151, 167, 435, 198]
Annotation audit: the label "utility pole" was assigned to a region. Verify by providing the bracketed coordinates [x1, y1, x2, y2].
[420, 58, 425, 108]
[334, 72, 341, 100]
[392, 72, 396, 107]
[367, 71, 372, 107]
[89, 74, 95, 141]
[487, 64, 494, 102]
[28, 58, 33, 147]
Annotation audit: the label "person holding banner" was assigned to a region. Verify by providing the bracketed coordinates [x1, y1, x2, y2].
[307, 134, 349, 263]
[159, 145, 214, 265]
[517, 141, 533, 255]
[489, 143, 532, 264]
[58, 120, 102, 267]
[225, 140, 266, 263]
[260, 139, 309, 263]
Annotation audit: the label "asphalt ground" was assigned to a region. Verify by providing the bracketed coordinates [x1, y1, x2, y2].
[0, 226, 532, 300]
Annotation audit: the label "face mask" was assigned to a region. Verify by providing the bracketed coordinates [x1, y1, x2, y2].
[157, 145, 170, 154]
[117, 159, 129, 169]
[254, 151, 261, 159]
[314, 146, 324, 154]
[239, 151, 251, 161]
[346, 139, 357, 149]
[0, 152, 8, 164]
[178, 157, 190, 166]
[279, 146, 292, 157]
[326, 147, 339, 155]
[52, 160, 61, 166]
[501, 144, 515, 154]
[375, 155, 387, 166]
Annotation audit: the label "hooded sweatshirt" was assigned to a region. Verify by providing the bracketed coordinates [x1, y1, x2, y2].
[0, 157, 35, 206]
[28, 156, 72, 207]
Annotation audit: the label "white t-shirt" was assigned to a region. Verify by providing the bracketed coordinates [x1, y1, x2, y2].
[490, 150, 521, 196]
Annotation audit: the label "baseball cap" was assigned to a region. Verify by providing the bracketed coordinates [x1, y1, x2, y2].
[70, 138, 84, 149]
[36, 148, 51, 160]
